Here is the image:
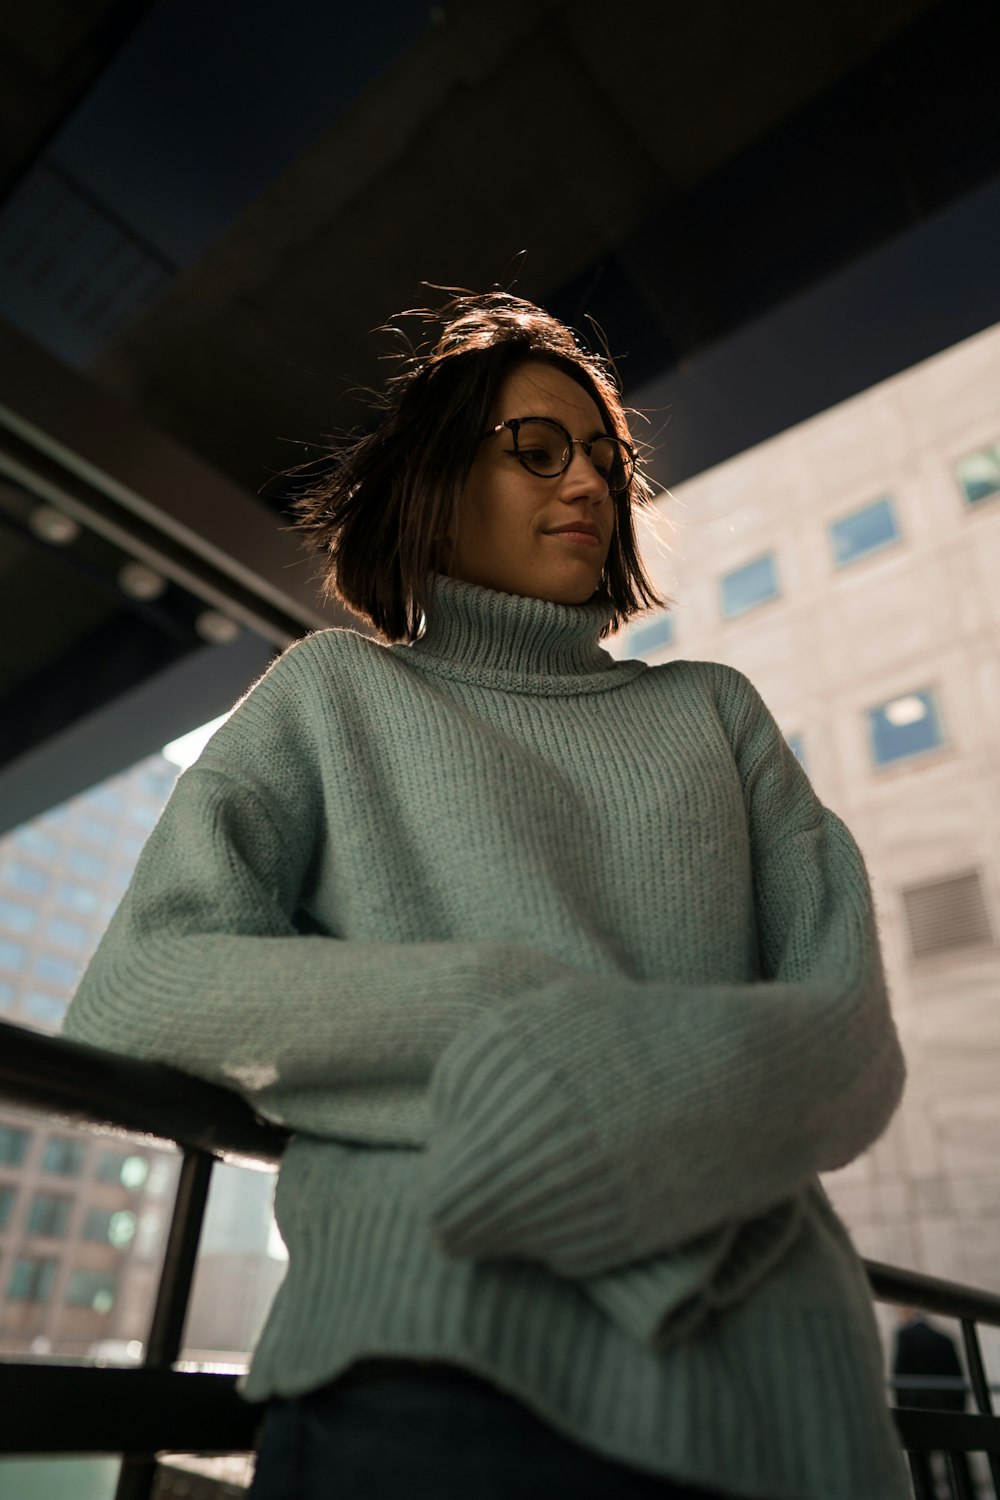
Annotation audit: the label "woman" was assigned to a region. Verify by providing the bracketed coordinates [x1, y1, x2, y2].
[64, 291, 909, 1499]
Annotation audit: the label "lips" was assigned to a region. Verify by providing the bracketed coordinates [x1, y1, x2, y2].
[545, 521, 602, 542]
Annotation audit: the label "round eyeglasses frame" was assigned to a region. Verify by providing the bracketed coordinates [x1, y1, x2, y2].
[483, 416, 636, 493]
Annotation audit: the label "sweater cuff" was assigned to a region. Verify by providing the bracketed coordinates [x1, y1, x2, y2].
[420, 1010, 634, 1277]
[584, 1194, 806, 1348]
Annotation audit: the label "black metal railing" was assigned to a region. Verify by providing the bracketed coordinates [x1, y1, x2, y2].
[2, 1018, 999, 1500]
[869, 1256, 1000, 1499]
[0, 1020, 287, 1500]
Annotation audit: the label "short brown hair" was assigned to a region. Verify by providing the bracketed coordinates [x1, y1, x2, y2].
[290, 290, 665, 642]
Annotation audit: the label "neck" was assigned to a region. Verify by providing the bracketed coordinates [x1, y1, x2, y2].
[396, 575, 640, 695]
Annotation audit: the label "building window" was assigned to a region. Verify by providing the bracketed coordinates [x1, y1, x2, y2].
[829, 497, 899, 567]
[41, 1136, 86, 1177]
[97, 1151, 149, 1190]
[84, 1207, 137, 1249]
[1, 861, 49, 896]
[135, 1209, 164, 1256]
[23, 991, 67, 1028]
[7, 1256, 57, 1303]
[140, 765, 178, 803]
[0, 1126, 31, 1167]
[956, 444, 1000, 506]
[902, 871, 993, 960]
[87, 786, 125, 815]
[146, 1161, 174, 1199]
[0, 897, 36, 935]
[66, 1267, 117, 1314]
[720, 554, 780, 619]
[77, 817, 114, 849]
[0, 938, 27, 971]
[12, 827, 57, 860]
[0, 1184, 17, 1229]
[55, 882, 101, 915]
[33, 953, 80, 987]
[628, 614, 674, 656]
[786, 735, 807, 768]
[46, 917, 91, 953]
[26, 1193, 73, 1238]
[67, 849, 107, 879]
[867, 689, 944, 767]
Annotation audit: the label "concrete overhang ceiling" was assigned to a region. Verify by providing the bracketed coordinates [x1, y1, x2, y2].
[0, 0, 998, 805]
[78, 0, 961, 489]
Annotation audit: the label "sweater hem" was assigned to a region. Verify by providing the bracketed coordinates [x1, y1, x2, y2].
[243, 1177, 909, 1500]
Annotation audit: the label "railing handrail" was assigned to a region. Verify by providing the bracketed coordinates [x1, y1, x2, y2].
[867, 1260, 1000, 1328]
[3, 1018, 1000, 1326]
[0, 1017, 287, 1166]
[3, 1015, 1000, 1496]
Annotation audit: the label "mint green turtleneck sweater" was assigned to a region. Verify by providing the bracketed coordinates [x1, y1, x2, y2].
[64, 576, 909, 1500]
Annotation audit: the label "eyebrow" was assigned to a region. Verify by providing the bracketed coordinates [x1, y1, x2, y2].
[498, 414, 614, 440]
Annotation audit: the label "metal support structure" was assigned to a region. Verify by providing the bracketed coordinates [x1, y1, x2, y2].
[907, 1449, 933, 1500]
[143, 1150, 215, 1367]
[2, 1027, 1000, 1487]
[963, 1317, 996, 1415]
[0, 1019, 288, 1164]
[962, 1317, 1000, 1495]
[114, 1149, 216, 1500]
[945, 1448, 978, 1500]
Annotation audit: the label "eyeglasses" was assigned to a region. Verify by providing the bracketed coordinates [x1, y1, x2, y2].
[484, 416, 636, 493]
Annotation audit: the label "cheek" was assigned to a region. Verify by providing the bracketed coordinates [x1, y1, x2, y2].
[472, 477, 535, 544]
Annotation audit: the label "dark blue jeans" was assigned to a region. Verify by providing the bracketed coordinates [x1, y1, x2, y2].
[249, 1361, 735, 1500]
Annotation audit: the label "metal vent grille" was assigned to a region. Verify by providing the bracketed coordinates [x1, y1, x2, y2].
[0, 160, 173, 366]
[902, 870, 993, 960]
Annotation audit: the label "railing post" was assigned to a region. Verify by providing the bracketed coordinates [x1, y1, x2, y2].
[114, 1148, 214, 1500]
[907, 1450, 934, 1500]
[944, 1449, 977, 1500]
[960, 1318, 1000, 1496]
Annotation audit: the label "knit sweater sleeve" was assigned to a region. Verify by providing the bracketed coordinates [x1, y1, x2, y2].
[420, 666, 906, 1286]
[61, 645, 577, 1145]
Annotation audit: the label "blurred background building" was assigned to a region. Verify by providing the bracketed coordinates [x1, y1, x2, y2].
[0, 747, 286, 1367]
[0, 753, 182, 1362]
[1, 0, 999, 1490]
[610, 317, 1000, 1364]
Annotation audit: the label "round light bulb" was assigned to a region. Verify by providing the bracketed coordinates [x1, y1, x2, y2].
[196, 610, 241, 645]
[118, 562, 167, 601]
[28, 505, 80, 545]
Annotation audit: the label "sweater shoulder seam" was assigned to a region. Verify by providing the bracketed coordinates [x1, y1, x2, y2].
[181, 761, 301, 871]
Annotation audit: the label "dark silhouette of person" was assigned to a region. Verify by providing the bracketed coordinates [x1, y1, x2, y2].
[893, 1308, 972, 1499]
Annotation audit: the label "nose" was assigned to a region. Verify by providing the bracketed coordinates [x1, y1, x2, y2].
[561, 443, 610, 502]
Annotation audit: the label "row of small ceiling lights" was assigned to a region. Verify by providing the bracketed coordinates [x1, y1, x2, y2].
[27, 503, 241, 646]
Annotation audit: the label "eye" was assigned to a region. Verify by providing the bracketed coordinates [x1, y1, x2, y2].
[513, 420, 568, 472]
[589, 438, 619, 481]
[502, 447, 548, 469]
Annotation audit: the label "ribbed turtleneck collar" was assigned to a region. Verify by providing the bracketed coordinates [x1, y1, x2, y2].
[392, 575, 646, 696]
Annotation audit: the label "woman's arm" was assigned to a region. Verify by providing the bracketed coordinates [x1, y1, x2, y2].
[582, 1191, 807, 1349]
[420, 673, 906, 1278]
[62, 760, 578, 1145]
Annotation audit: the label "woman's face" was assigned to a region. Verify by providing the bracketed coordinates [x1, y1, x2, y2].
[446, 363, 616, 605]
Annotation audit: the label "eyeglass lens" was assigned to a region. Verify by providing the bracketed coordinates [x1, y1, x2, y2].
[512, 419, 632, 490]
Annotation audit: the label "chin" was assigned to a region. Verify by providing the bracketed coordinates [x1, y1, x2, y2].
[544, 573, 604, 606]
[474, 565, 603, 605]
[524, 590, 599, 609]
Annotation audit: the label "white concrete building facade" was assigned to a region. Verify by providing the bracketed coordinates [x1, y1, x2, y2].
[612, 321, 1000, 1345]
